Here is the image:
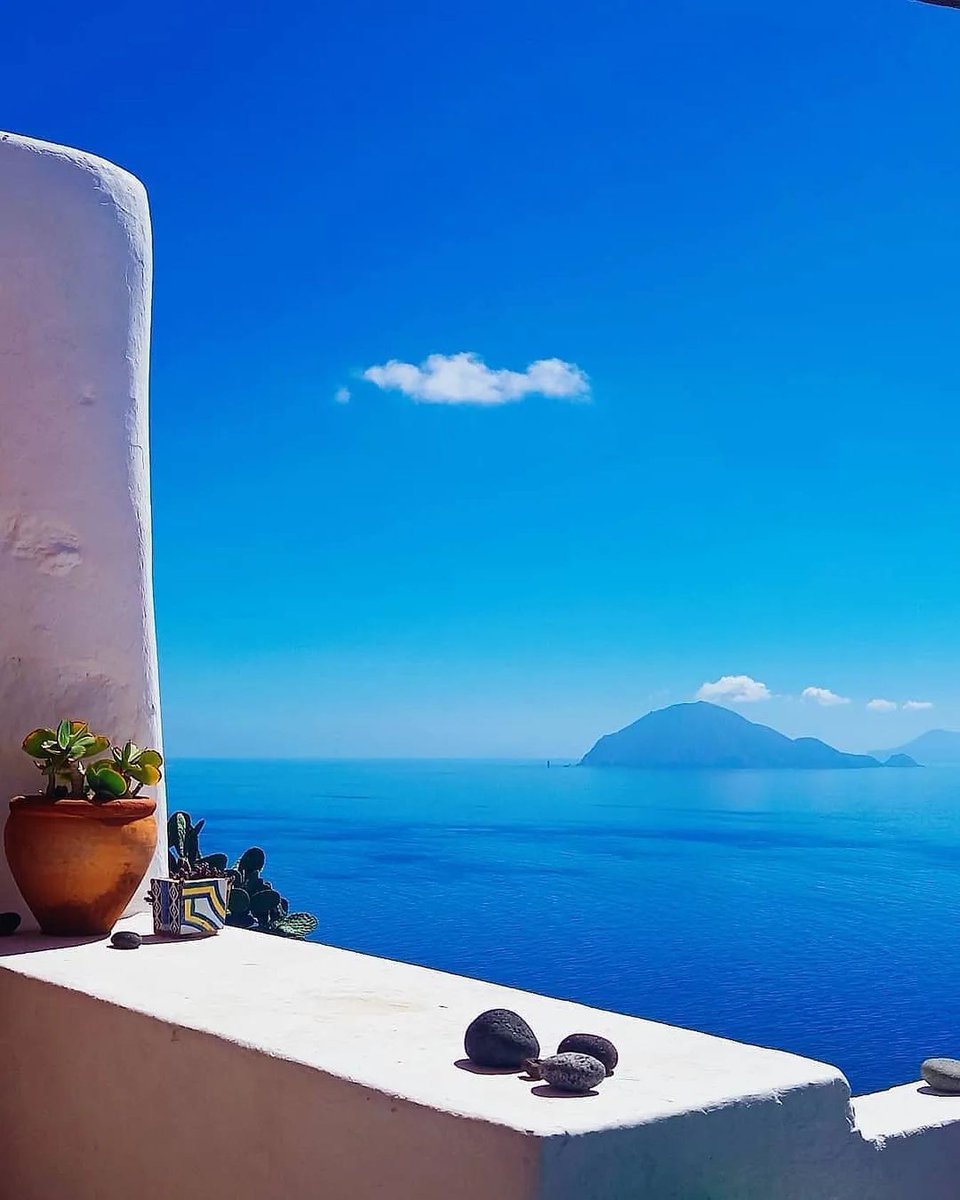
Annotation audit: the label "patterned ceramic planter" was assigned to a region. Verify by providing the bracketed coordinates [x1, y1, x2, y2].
[149, 876, 231, 936]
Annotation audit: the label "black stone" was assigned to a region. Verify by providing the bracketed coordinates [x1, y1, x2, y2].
[922, 1058, 960, 1093]
[557, 1033, 619, 1076]
[110, 930, 142, 950]
[464, 1009, 539, 1068]
[533, 1052, 606, 1093]
[0, 912, 21, 936]
[0, 912, 20, 940]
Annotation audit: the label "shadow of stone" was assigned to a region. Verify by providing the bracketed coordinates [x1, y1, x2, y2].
[453, 1058, 522, 1076]
[917, 1085, 960, 1096]
[530, 1084, 599, 1099]
[0, 927, 224, 955]
[137, 932, 217, 946]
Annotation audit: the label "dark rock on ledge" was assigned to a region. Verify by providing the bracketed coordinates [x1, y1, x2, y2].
[557, 1033, 619, 1075]
[110, 930, 142, 950]
[528, 1053, 606, 1093]
[464, 1009, 539, 1068]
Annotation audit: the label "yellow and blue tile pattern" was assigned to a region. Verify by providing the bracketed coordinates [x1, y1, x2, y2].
[150, 876, 231, 936]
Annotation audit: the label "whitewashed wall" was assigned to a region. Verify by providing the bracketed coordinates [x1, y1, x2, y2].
[1, 921, 958, 1200]
[0, 132, 164, 917]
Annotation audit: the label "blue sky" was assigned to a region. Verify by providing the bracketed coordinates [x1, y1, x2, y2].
[3, 1, 958, 757]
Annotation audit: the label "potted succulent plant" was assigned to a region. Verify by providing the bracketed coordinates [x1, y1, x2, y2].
[4, 721, 162, 935]
[148, 812, 232, 937]
[149, 811, 317, 939]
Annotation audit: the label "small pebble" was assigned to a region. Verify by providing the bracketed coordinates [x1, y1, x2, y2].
[464, 1009, 540, 1068]
[921, 1058, 960, 1094]
[527, 1052, 606, 1093]
[0, 912, 21, 936]
[110, 930, 142, 950]
[557, 1033, 619, 1076]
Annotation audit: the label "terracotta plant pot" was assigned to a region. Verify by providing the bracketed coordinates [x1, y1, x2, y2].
[4, 795, 158, 935]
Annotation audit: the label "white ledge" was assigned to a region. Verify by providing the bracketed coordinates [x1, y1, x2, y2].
[2, 915, 842, 1136]
[2, 916, 959, 1199]
[855, 1082, 960, 1139]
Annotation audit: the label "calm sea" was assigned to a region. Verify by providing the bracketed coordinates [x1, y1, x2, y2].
[167, 758, 960, 1095]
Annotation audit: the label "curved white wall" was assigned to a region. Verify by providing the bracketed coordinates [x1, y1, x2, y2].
[0, 131, 164, 917]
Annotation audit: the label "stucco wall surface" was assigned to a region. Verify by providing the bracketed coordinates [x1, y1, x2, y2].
[0, 131, 164, 915]
[853, 1085, 960, 1200]
[1, 918, 955, 1199]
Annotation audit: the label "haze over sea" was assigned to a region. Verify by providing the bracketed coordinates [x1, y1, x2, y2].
[169, 758, 960, 1095]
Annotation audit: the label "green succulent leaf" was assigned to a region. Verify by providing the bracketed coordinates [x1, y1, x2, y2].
[168, 811, 191, 859]
[249, 888, 281, 917]
[83, 736, 111, 759]
[272, 913, 318, 939]
[22, 728, 54, 757]
[228, 887, 251, 916]
[237, 847, 266, 877]
[128, 762, 162, 787]
[56, 720, 72, 749]
[137, 749, 163, 768]
[87, 763, 127, 798]
[183, 823, 200, 868]
[105, 772, 127, 797]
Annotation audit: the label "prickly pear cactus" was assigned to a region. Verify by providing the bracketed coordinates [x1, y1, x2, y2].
[167, 812, 318, 940]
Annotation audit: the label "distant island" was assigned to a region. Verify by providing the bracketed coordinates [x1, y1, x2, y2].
[581, 702, 919, 770]
[870, 729, 960, 766]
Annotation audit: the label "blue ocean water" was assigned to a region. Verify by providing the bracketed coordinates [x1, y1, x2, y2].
[167, 758, 960, 1095]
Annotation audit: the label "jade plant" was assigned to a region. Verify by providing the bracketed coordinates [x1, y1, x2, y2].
[167, 811, 317, 940]
[21, 721, 163, 803]
[22, 720, 112, 798]
[87, 741, 163, 800]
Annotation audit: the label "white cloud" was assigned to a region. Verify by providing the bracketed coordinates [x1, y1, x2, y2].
[903, 700, 934, 711]
[361, 352, 590, 406]
[334, 387, 351, 405]
[801, 686, 851, 707]
[696, 675, 772, 704]
[866, 699, 898, 712]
